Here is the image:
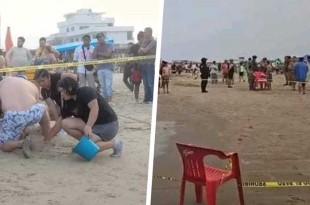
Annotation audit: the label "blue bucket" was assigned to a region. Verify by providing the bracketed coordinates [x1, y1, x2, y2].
[73, 136, 100, 161]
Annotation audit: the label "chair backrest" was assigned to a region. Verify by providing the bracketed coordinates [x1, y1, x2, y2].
[176, 142, 239, 182]
[176, 143, 207, 182]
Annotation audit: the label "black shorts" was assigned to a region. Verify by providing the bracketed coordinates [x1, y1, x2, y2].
[239, 72, 244, 77]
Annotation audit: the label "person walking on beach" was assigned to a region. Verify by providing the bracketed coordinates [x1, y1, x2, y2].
[199, 57, 210, 93]
[294, 57, 308, 94]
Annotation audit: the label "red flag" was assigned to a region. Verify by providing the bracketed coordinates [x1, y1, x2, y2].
[5, 27, 13, 51]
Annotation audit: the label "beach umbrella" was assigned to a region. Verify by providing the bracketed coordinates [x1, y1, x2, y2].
[5, 26, 13, 51]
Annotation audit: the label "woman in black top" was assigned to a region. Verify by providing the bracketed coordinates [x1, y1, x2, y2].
[58, 77, 123, 158]
[34, 69, 77, 140]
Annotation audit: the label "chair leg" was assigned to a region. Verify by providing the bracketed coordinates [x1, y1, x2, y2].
[180, 181, 186, 205]
[205, 184, 217, 205]
[236, 177, 245, 205]
[195, 184, 203, 203]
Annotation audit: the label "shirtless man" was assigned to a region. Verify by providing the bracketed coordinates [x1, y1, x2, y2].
[0, 77, 50, 158]
[161, 61, 171, 94]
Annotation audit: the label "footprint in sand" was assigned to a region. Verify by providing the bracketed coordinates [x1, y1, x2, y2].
[86, 187, 99, 192]
[105, 193, 116, 198]
[48, 199, 61, 205]
[129, 188, 138, 192]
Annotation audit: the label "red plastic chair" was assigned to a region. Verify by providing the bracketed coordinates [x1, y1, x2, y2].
[253, 71, 267, 90]
[176, 142, 245, 205]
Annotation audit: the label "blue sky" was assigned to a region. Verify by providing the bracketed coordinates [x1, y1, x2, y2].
[160, 0, 310, 62]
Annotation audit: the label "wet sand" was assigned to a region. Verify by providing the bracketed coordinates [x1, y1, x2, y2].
[0, 73, 152, 205]
[152, 73, 310, 205]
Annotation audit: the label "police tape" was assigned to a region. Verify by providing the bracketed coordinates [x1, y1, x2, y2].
[0, 55, 156, 73]
[153, 175, 310, 188]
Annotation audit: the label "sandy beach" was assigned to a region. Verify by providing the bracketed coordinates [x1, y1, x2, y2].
[152, 73, 310, 204]
[0, 73, 152, 205]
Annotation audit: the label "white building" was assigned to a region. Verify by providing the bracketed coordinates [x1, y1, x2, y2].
[47, 9, 134, 51]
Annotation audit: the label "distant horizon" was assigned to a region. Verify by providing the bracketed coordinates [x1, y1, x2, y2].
[161, 56, 293, 63]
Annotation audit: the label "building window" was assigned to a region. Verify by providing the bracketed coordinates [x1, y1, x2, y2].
[75, 37, 79, 42]
[71, 26, 74, 31]
[127, 31, 133, 40]
[107, 23, 113, 27]
[70, 39, 74, 42]
[79, 26, 89, 30]
[66, 28, 70, 32]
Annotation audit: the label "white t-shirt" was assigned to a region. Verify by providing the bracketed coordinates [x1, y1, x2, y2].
[239, 65, 245, 72]
[73, 45, 95, 74]
[210, 64, 218, 74]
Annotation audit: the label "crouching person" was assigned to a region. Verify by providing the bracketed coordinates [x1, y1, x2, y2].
[58, 77, 123, 157]
[0, 77, 50, 158]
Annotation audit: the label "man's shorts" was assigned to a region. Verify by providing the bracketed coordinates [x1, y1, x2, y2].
[0, 103, 46, 144]
[92, 120, 119, 141]
[296, 79, 307, 86]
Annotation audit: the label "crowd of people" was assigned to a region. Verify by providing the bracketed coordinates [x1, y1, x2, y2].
[0, 26, 157, 159]
[160, 55, 309, 94]
[122, 28, 157, 103]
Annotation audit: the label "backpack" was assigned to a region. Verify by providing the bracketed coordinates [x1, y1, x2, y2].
[131, 68, 142, 84]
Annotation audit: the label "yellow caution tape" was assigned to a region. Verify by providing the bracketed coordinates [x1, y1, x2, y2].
[0, 55, 156, 73]
[153, 175, 310, 188]
[243, 181, 310, 188]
